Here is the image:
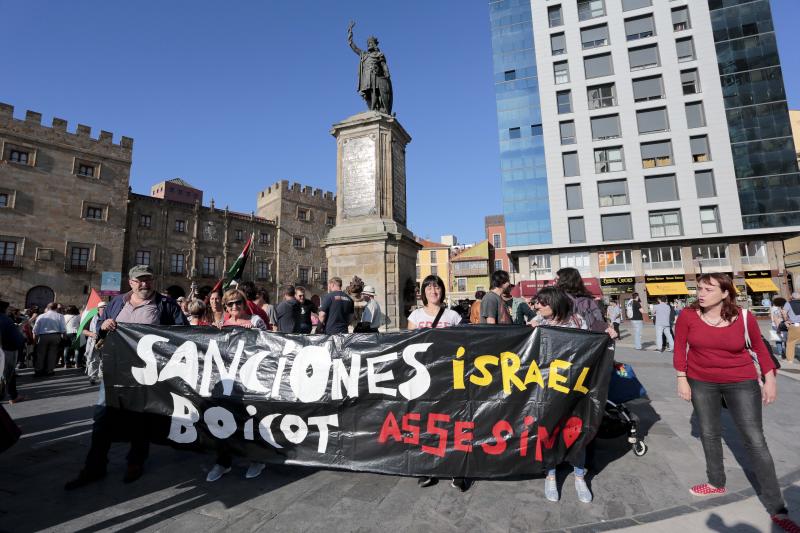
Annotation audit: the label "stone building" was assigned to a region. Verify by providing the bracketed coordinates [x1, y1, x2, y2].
[256, 180, 336, 296]
[0, 102, 133, 309]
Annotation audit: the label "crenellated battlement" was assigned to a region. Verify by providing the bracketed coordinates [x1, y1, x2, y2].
[259, 179, 336, 203]
[0, 102, 133, 160]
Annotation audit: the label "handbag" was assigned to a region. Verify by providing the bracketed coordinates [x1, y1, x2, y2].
[742, 309, 781, 384]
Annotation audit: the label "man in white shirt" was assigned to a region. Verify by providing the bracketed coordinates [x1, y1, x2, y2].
[32, 302, 66, 377]
[359, 286, 383, 333]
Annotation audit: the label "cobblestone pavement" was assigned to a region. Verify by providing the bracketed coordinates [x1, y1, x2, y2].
[2, 325, 799, 532]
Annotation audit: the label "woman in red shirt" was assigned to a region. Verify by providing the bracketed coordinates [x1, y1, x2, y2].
[674, 273, 795, 530]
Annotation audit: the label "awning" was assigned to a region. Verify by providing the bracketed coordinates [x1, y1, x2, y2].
[646, 282, 689, 296]
[517, 278, 602, 298]
[745, 278, 779, 292]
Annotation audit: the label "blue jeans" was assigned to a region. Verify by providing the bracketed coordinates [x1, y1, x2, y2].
[655, 325, 673, 350]
[689, 378, 787, 515]
[632, 320, 643, 349]
[547, 448, 586, 477]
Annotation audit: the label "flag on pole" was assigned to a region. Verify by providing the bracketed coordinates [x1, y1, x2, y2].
[211, 233, 253, 294]
[73, 289, 103, 348]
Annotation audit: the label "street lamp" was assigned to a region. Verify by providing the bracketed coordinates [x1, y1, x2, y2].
[532, 261, 538, 296]
[694, 255, 703, 275]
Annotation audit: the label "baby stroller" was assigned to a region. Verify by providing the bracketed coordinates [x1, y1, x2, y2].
[596, 362, 648, 456]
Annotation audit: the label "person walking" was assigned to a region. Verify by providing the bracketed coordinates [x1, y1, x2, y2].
[770, 297, 787, 358]
[674, 273, 799, 531]
[274, 286, 302, 334]
[62, 305, 80, 368]
[606, 298, 622, 338]
[469, 290, 485, 324]
[319, 277, 354, 334]
[629, 293, 644, 349]
[782, 292, 800, 364]
[480, 271, 513, 324]
[358, 285, 383, 333]
[32, 302, 66, 377]
[83, 301, 105, 386]
[0, 300, 27, 404]
[295, 287, 317, 334]
[654, 297, 674, 352]
[554, 267, 617, 338]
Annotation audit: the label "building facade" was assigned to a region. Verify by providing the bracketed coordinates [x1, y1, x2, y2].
[450, 240, 492, 303]
[488, 0, 798, 302]
[485, 214, 509, 273]
[415, 238, 452, 295]
[0, 103, 133, 309]
[150, 177, 203, 206]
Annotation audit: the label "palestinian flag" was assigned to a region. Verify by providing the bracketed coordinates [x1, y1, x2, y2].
[73, 289, 103, 348]
[211, 233, 253, 293]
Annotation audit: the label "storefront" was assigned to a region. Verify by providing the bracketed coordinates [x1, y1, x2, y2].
[744, 270, 780, 305]
[515, 277, 603, 298]
[599, 276, 636, 305]
[644, 275, 689, 303]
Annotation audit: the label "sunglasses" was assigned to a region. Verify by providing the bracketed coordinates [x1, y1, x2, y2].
[225, 300, 244, 308]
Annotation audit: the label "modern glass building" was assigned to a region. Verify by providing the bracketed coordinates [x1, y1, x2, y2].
[487, 0, 800, 302]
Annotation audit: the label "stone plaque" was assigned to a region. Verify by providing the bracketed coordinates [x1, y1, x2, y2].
[391, 141, 407, 225]
[342, 136, 376, 217]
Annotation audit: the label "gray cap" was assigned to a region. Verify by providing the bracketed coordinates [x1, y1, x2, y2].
[129, 264, 154, 279]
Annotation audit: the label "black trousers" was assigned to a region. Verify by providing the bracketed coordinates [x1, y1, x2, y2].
[84, 405, 150, 474]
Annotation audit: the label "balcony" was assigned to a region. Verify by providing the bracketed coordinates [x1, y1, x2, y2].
[741, 255, 769, 266]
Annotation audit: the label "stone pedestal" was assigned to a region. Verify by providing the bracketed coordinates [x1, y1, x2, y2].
[323, 111, 421, 331]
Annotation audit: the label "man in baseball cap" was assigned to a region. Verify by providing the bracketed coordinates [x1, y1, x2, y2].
[358, 285, 383, 333]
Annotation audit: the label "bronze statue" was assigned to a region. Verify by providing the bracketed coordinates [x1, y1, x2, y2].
[347, 21, 393, 115]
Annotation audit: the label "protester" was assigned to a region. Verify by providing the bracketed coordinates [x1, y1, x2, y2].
[65, 265, 188, 490]
[295, 286, 317, 334]
[83, 301, 105, 386]
[253, 288, 277, 331]
[319, 277, 354, 334]
[187, 299, 209, 326]
[358, 285, 383, 333]
[770, 297, 787, 358]
[177, 296, 189, 316]
[469, 290, 485, 324]
[527, 286, 592, 503]
[515, 296, 536, 325]
[480, 271, 513, 324]
[238, 281, 272, 330]
[275, 285, 301, 334]
[782, 292, 800, 364]
[653, 297, 674, 352]
[0, 300, 26, 404]
[20, 308, 37, 368]
[674, 273, 798, 531]
[606, 298, 622, 338]
[32, 302, 66, 377]
[62, 305, 81, 368]
[629, 293, 644, 349]
[205, 289, 225, 328]
[555, 268, 617, 338]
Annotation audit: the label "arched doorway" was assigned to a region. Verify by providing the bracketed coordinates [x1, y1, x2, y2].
[26, 286, 55, 310]
[165, 285, 186, 300]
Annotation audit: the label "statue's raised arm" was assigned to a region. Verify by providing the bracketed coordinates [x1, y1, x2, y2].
[347, 21, 363, 56]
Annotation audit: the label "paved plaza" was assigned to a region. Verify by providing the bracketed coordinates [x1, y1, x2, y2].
[2, 323, 800, 532]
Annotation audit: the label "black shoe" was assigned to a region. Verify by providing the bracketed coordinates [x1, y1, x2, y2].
[417, 476, 437, 488]
[451, 478, 470, 492]
[123, 464, 144, 484]
[64, 469, 106, 490]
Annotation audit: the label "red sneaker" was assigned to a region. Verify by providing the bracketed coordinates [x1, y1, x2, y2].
[689, 483, 727, 496]
[772, 515, 800, 533]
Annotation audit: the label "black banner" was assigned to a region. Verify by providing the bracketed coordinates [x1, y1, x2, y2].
[103, 324, 613, 478]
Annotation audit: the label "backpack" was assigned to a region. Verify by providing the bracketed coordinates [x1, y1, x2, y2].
[571, 295, 607, 333]
[625, 299, 634, 319]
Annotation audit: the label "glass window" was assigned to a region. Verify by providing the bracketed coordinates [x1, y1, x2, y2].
[139, 214, 151, 228]
[293, 236, 304, 248]
[632, 75, 664, 102]
[557, 90, 572, 114]
[258, 262, 269, 280]
[642, 246, 682, 268]
[457, 278, 467, 292]
[548, 4, 563, 27]
[686, 101, 706, 128]
[581, 24, 609, 49]
[431, 249, 439, 263]
[9, 150, 29, 164]
[202, 257, 216, 276]
[554, 61, 569, 84]
[566, 184, 583, 210]
[644, 174, 679, 202]
[622, 0, 651, 11]
[599, 250, 634, 272]
[531, 124, 543, 136]
[174, 220, 186, 232]
[695, 170, 717, 198]
[297, 208, 309, 221]
[0, 193, 8, 208]
[530, 254, 552, 272]
[77, 164, 95, 177]
[551, 33, 566, 55]
[493, 260, 503, 271]
[594, 146, 625, 173]
[560, 252, 592, 272]
[649, 210, 683, 237]
[85, 206, 103, 220]
[625, 14, 655, 41]
[681, 69, 700, 94]
[690, 135, 711, 162]
[135, 250, 151, 266]
[584, 53, 613, 79]
[260, 232, 271, 244]
[299, 267, 310, 284]
[509, 127, 521, 139]
[326, 215, 335, 226]
[568, 217, 586, 243]
[578, 0, 605, 21]
[700, 206, 721, 234]
[629, 44, 660, 70]
[601, 214, 634, 241]
[676, 37, 696, 62]
[693, 244, 727, 262]
[641, 140, 673, 168]
[170, 253, 185, 274]
[672, 6, 690, 31]
[740, 241, 767, 260]
[71, 247, 90, 269]
[560, 121, 576, 145]
[591, 114, 621, 140]
[587, 83, 616, 109]
[235, 229, 243, 241]
[636, 107, 669, 134]
[563, 152, 580, 177]
[598, 179, 629, 206]
[504, 69, 516, 81]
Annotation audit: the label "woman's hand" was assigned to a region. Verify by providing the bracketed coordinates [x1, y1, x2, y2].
[677, 377, 692, 402]
[762, 373, 777, 406]
[605, 325, 619, 339]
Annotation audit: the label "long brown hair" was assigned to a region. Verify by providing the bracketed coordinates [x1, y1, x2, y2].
[690, 273, 739, 322]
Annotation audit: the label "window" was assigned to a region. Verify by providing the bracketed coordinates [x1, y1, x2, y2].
[693, 244, 727, 266]
[504, 69, 516, 81]
[636, 107, 669, 134]
[587, 83, 616, 109]
[594, 146, 624, 173]
[622, 0, 651, 11]
[135, 250, 151, 265]
[170, 253, 185, 274]
[700, 207, 721, 234]
[235, 229, 243, 241]
[690, 135, 711, 162]
[293, 236, 305, 248]
[494, 259, 503, 271]
[601, 214, 633, 241]
[676, 37, 695, 62]
[548, 4, 563, 27]
[297, 208, 309, 221]
[174, 219, 186, 233]
[551, 33, 566, 55]
[632, 76, 664, 102]
[556, 90, 572, 114]
[8, 149, 29, 164]
[672, 6, 690, 31]
[70, 246, 90, 271]
[257, 262, 270, 280]
[560, 121, 576, 145]
[649, 210, 683, 237]
[695, 170, 717, 198]
[0, 241, 17, 266]
[531, 124, 543, 136]
[259, 232, 270, 245]
[77, 164, 95, 177]
[629, 44, 660, 70]
[581, 25, 609, 49]
[298, 267, 309, 285]
[642, 246, 682, 268]
[568, 217, 586, 244]
[591, 114, 621, 140]
[85, 206, 103, 220]
[554, 61, 569, 84]
[563, 152, 579, 177]
[740, 241, 768, 265]
[578, 0, 605, 21]
[457, 278, 467, 292]
[321, 269, 328, 284]
[139, 214, 152, 228]
[584, 53, 613, 79]
[645, 174, 679, 202]
[641, 140, 673, 168]
[625, 14, 655, 41]
[509, 127, 521, 139]
[566, 184, 583, 210]
[599, 250, 633, 272]
[530, 254, 551, 273]
[0, 193, 7, 208]
[681, 69, 700, 94]
[326, 215, 335, 226]
[199, 257, 214, 277]
[685, 101, 706, 128]
[560, 252, 591, 272]
[598, 179, 629, 206]
[431, 249, 439, 263]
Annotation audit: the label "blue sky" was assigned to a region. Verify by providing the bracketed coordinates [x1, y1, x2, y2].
[1, 1, 798, 244]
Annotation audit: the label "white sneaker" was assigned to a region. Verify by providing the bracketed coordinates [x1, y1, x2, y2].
[245, 462, 266, 479]
[544, 476, 559, 502]
[206, 464, 231, 482]
[575, 476, 593, 503]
